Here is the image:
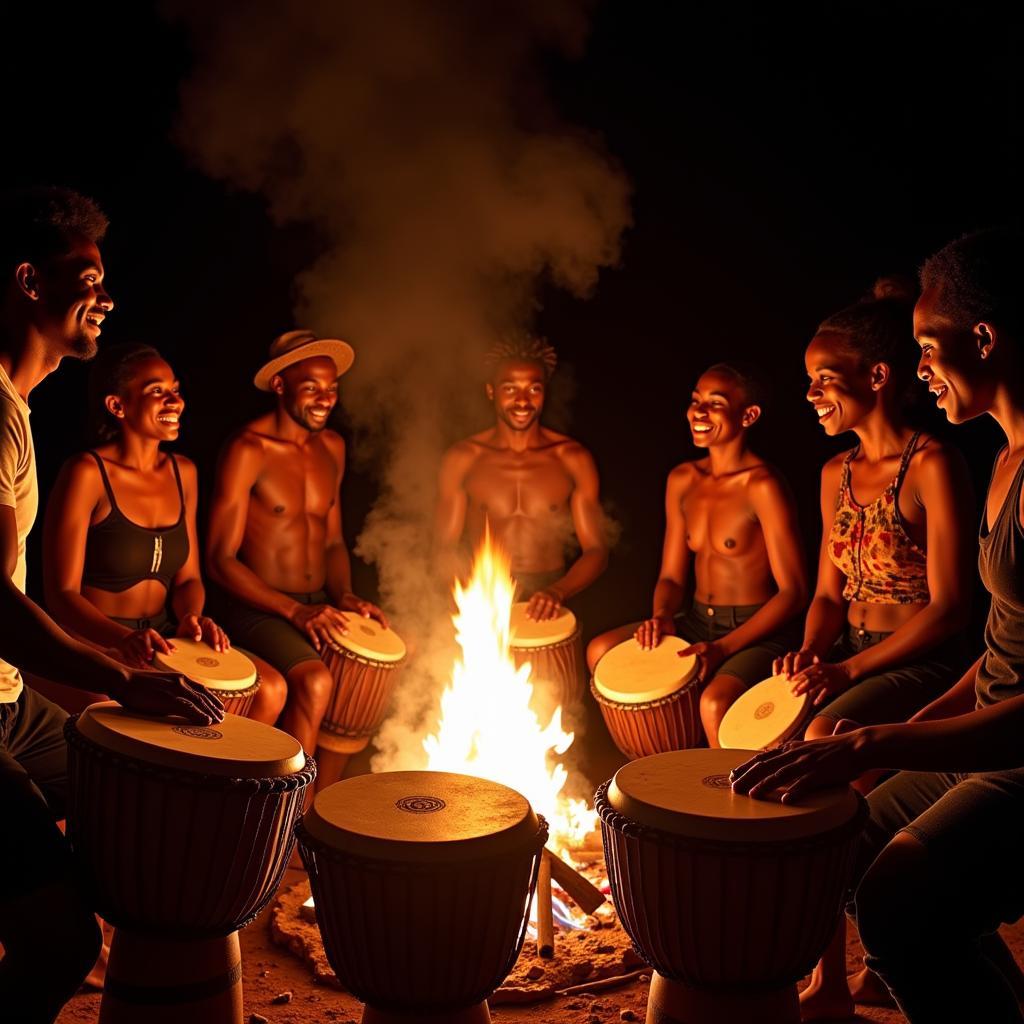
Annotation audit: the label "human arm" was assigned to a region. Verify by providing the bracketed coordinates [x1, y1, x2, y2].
[526, 444, 608, 620]
[433, 442, 474, 585]
[169, 458, 227, 651]
[683, 469, 808, 682]
[635, 466, 691, 649]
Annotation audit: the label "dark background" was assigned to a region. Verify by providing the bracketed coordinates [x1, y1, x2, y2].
[3, 1, 1020, 643]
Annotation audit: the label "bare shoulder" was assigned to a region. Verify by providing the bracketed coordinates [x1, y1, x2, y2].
[441, 436, 486, 472]
[666, 459, 705, 494]
[219, 427, 268, 474]
[551, 435, 596, 471]
[910, 433, 968, 487]
[320, 428, 347, 462]
[821, 449, 848, 482]
[745, 461, 793, 499]
[58, 451, 104, 491]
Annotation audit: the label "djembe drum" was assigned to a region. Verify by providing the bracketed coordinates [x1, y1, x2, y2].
[297, 770, 548, 1024]
[509, 602, 585, 720]
[597, 749, 866, 1024]
[154, 638, 261, 718]
[592, 635, 702, 759]
[65, 703, 315, 1024]
[318, 616, 406, 758]
[719, 673, 812, 751]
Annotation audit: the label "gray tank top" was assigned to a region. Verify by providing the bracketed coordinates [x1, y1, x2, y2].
[976, 450, 1024, 707]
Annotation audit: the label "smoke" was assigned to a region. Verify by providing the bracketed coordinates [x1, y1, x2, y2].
[169, 0, 631, 768]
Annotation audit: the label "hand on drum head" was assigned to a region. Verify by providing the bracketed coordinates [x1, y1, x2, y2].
[289, 602, 351, 653]
[109, 628, 176, 669]
[111, 669, 225, 725]
[773, 647, 819, 680]
[790, 660, 853, 705]
[339, 592, 389, 628]
[177, 614, 230, 653]
[729, 730, 868, 803]
[525, 587, 564, 621]
[634, 616, 675, 650]
[678, 639, 725, 683]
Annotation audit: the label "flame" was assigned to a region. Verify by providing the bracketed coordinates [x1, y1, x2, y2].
[423, 528, 597, 859]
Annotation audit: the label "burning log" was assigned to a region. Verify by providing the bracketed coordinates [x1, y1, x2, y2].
[545, 848, 607, 915]
[537, 851, 555, 958]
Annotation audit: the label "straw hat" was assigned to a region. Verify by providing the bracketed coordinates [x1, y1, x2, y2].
[253, 330, 355, 391]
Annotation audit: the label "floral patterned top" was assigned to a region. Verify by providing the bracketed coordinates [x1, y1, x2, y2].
[827, 431, 929, 604]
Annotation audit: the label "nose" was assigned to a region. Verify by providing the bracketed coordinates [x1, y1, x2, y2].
[916, 355, 931, 381]
[806, 383, 821, 402]
[96, 286, 114, 312]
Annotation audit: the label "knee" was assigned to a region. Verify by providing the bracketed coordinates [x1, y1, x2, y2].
[290, 663, 334, 711]
[855, 836, 928, 955]
[14, 898, 100, 988]
[586, 635, 609, 673]
[804, 715, 839, 741]
[262, 667, 289, 714]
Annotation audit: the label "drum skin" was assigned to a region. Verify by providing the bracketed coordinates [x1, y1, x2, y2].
[297, 775, 548, 1016]
[319, 647, 404, 754]
[65, 718, 315, 937]
[592, 679, 704, 759]
[512, 631, 585, 716]
[596, 753, 866, 1014]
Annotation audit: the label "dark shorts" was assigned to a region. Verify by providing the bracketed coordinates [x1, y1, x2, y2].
[674, 599, 800, 688]
[815, 625, 967, 726]
[111, 608, 175, 637]
[0, 686, 76, 896]
[217, 590, 327, 676]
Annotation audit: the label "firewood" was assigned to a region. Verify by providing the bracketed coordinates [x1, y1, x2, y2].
[545, 848, 607, 915]
[537, 851, 555, 958]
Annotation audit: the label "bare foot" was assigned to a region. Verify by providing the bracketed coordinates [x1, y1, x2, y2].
[849, 965, 896, 1007]
[799, 965, 856, 1021]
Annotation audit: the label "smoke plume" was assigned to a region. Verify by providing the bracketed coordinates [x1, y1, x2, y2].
[169, 0, 631, 768]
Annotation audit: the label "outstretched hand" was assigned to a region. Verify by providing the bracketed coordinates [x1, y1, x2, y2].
[110, 668, 225, 726]
[525, 588, 565, 621]
[729, 730, 868, 803]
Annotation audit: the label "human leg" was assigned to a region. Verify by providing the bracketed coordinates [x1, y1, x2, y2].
[585, 622, 639, 673]
[699, 673, 746, 748]
[246, 654, 288, 725]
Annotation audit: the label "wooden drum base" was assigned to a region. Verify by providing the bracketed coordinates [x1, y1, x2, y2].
[647, 971, 799, 1024]
[100, 930, 244, 1024]
[363, 1001, 492, 1024]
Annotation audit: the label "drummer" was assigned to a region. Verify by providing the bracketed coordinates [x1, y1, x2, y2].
[586, 363, 808, 748]
[435, 334, 608, 619]
[0, 187, 220, 1024]
[206, 330, 386, 787]
[732, 227, 1024, 1024]
[40, 343, 287, 724]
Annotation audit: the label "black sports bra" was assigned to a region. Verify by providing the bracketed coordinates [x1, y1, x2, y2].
[80, 451, 190, 593]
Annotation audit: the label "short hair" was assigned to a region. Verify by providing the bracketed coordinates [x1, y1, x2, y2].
[483, 334, 558, 381]
[87, 342, 163, 443]
[817, 297, 918, 396]
[0, 187, 109, 278]
[920, 226, 1023, 337]
[703, 361, 768, 410]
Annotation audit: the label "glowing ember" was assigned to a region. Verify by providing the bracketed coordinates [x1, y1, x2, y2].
[423, 528, 597, 860]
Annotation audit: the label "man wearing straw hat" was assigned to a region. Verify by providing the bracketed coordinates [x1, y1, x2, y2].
[207, 330, 385, 782]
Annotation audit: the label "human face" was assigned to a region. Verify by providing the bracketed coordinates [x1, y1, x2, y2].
[111, 356, 184, 442]
[686, 370, 756, 447]
[804, 333, 876, 436]
[486, 360, 545, 432]
[276, 356, 339, 432]
[914, 285, 995, 424]
[33, 234, 113, 360]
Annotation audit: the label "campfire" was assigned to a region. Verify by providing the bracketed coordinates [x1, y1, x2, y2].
[422, 527, 607, 952]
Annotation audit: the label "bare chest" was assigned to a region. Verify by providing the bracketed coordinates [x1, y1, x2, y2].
[682, 481, 759, 555]
[253, 447, 338, 521]
[465, 452, 573, 519]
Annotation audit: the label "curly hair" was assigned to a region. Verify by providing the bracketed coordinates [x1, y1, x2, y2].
[483, 334, 558, 381]
[0, 186, 109, 276]
[817, 296, 918, 397]
[87, 342, 163, 443]
[921, 227, 1022, 337]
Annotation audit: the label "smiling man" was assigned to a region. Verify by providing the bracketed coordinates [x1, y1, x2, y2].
[206, 330, 384, 785]
[585, 362, 807, 746]
[435, 335, 607, 620]
[0, 187, 221, 1023]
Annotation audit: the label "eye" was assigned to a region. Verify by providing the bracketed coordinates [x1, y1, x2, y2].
[820, 375, 833, 384]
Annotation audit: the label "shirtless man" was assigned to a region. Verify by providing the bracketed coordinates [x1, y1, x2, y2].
[206, 330, 385, 787]
[435, 336, 607, 619]
[586, 363, 808, 746]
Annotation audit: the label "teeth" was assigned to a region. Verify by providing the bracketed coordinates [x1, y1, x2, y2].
[816, 406, 835, 419]
[692, 423, 712, 432]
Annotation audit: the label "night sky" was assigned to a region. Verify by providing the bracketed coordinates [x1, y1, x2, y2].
[4, 1, 1021, 639]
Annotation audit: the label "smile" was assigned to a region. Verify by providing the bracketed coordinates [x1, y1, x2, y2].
[930, 384, 949, 403]
[156, 414, 180, 424]
[815, 405, 836, 421]
[692, 423, 713, 433]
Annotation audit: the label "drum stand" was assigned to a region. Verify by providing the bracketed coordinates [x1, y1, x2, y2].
[647, 971, 800, 1024]
[100, 930, 244, 1024]
[315, 733, 367, 789]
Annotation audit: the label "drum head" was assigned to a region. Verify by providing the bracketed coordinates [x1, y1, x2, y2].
[607, 749, 860, 842]
[593, 635, 698, 704]
[718, 674, 811, 752]
[75, 701, 305, 778]
[327, 616, 406, 663]
[509, 602, 577, 648]
[153, 639, 257, 693]
[303, 770, 539, 862]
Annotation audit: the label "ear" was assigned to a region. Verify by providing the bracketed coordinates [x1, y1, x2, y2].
[869, 362, 891, 391]
[104, 395, 125, 420]
[14, 262, 40, 301]
[270, 374, 285, 395]
[741, 404, 762, 428]
[485, 382, 495, 401]
[975, 321, 997, 361]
